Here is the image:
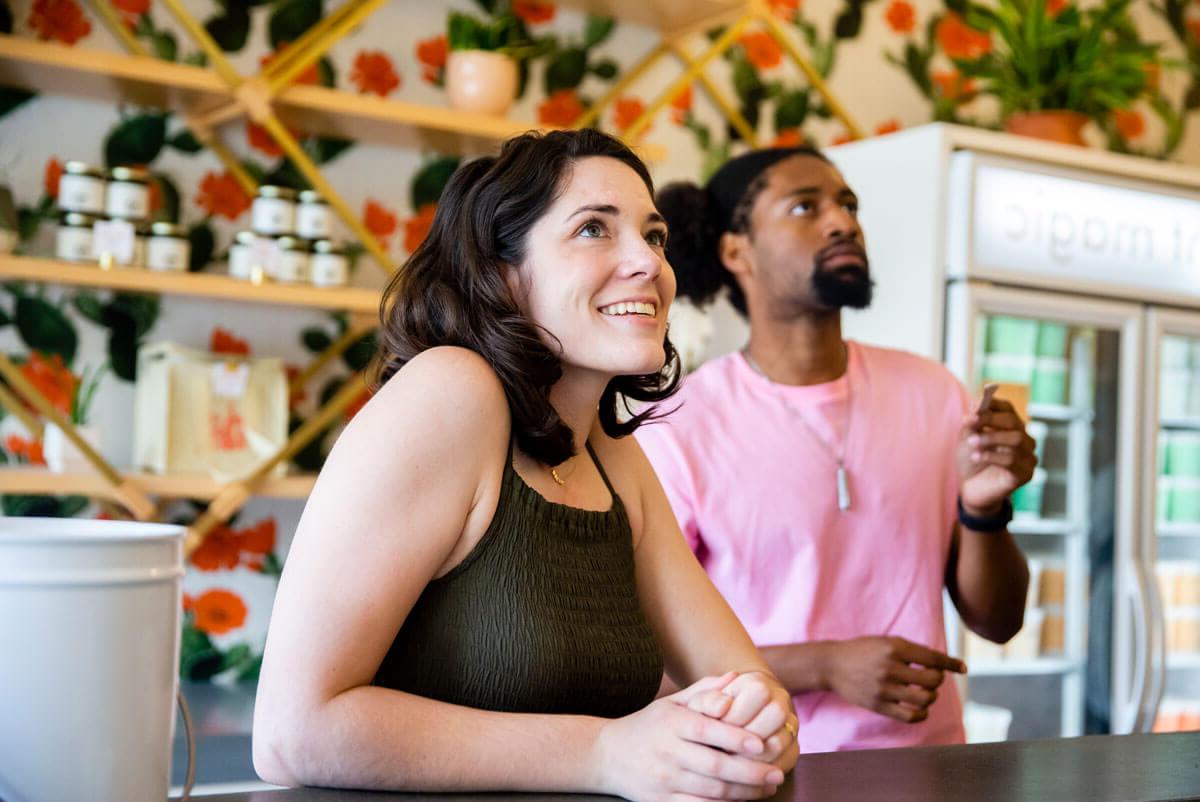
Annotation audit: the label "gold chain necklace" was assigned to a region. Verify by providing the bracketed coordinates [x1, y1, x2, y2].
[743, 349, 854, 512]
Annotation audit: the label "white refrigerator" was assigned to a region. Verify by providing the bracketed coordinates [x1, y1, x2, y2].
[820, 123, 1200, 740]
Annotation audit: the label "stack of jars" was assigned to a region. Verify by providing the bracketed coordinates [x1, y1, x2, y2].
[228, 186, 348, 288]
[54, 162, 190, 272]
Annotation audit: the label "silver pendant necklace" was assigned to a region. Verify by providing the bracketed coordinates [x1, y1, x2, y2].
[744, 349, 854, 512]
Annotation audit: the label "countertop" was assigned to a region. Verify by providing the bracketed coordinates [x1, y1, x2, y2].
[177, 731, 1200, 802]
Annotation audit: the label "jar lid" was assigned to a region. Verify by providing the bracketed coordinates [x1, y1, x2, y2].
[275, 235, 309, 252]
[298, 190, 327, 205]
[257, 185, 298, 201]
[234, 230, 257, 246]
[108, 166, 151, 184]
[150, 221, 186, 238]
[64, 161, 104, 178]
[60, 211, 98, 227]
[312, 238, 346, 255]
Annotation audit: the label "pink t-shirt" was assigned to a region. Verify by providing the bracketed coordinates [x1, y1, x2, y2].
[636, 341, 970, 753]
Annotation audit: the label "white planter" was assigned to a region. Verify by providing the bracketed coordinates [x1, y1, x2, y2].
[42, 421, 102, 473]
[445, 50, 519, 116]
[0, 517, 185, 802]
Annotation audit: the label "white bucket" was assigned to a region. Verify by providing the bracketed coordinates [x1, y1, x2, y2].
[0, 517, 187, 802]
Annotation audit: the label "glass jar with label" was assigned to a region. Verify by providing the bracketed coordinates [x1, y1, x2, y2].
[274, 235, 310, 283]
[105, 166, 152, 221]
[59, 162, 106, 215]
[310, 239, 348, 287]
[132, 223, 149, 268]
[55, 212, 97, 263]
[252, 185, 297, 236]
[146, 222, 191, 272]
[228, 230, 258, 280]
[296, 190, 335, 240]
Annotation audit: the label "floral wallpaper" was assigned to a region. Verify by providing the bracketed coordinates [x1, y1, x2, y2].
[0, 0, 1197, 683]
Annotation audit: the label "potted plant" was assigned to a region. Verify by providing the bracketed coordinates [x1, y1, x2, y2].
[43, 362, 105, 474]
[945, 0, 1161, 145]
[446, 7, 550, 116]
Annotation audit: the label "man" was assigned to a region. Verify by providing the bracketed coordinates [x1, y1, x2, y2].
[638, 146, 1035, 752]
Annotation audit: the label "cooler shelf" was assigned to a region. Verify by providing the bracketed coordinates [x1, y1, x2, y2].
[1010, 518, 1078, 536]
[1162, 417, 1200, 432]
[967, 657, 1084, 677]
[1160, 523, 1200, 538]
[1028, 403, 1093, 423]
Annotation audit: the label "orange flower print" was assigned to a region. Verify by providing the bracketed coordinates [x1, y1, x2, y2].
[1190, 20, 1200, 43]
[210, 326, 251, 356]
[671, 85, 693, 125]
[875, 119, 901, 136]
[28, 0, 92, 45]
[739, 32, 783, 70]
[246, 121, 282, 157]
[4, 434, 45, 465]
[259, 47, 320, 86]
[112, 0, 148, 28]
[772, 128, 804, 147]
[44, 157, 63, 200]
[404, 203, 437, 253]
[1143, 62, 1160, 93]
[239, 518, 276, 556]
[1045, 0, 1067, 14]
[1113, 109, 1145, 140]
[937, 13, 991, 60]
[194, 171, 252, 220]
[932, 69, 976, 101]
[416, 34, 448, 85]
[767, 0, 800, 19]
[351, 50, 401, 97]
[284, 364, 307, 407]
[190, 518, 277, 572]
[513, 1, 556, 25]
[210, 406, 247, 451]
[344, 386, 372, 422]
[20, 352, 78, 416]
[538, 89, 584, 127]
[182, 593, 195, 614]
[885, 0, 916, 33]
[613, 97, 650, 133]
[831, 130, 855, 146]
[364, 199, 398, 244]
[190, 588, 248, 635]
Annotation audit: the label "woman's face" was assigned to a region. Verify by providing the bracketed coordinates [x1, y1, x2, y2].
[511, 156, 676, 379]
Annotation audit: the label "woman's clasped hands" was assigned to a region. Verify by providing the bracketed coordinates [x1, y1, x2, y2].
[594, 671, 798, 802]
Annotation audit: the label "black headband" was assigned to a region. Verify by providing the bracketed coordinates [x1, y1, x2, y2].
[707, 147, 818, 233]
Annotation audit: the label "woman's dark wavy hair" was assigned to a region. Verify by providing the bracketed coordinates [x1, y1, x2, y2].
[657, 144, 829, 319]
[371, 128, 681, 467]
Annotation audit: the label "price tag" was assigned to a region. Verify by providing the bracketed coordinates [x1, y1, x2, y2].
[211, 361, 251, 399]
[92, 219, 135, 264]
[248, 237, 282, 278]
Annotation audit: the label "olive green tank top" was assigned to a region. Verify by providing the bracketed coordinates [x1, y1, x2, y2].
[374, 440, 664, 718]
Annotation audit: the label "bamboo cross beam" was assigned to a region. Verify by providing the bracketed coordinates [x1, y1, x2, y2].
[0, 380, 44, 439]
[262, 0, 363, 81]
[289, 320, 377, 394]
[667, 40, 760, 147]
[158, 0, 246, 89]
[623, 14, 753, 142]
[185, 372, 369, 554]
[572, 42, 670, 130]
[267, 0, 390, 95]
[88, 0, 150, 57]
[0, 354, 155, 521]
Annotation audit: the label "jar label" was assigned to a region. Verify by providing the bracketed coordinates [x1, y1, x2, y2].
[106, 181, 150, 219]
[92, 219, 136, 263]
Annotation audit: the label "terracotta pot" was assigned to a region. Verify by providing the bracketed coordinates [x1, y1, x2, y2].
[445, 50, 519, 116]
[1003, 110, 1090, 146]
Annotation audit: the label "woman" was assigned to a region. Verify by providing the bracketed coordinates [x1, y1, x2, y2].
[253, 129, 798, 801]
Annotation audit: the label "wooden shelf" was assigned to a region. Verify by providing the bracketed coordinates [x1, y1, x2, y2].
[0, 34, 228, 116]
[0, 34, 666, 161]
[0, 255, 381, 313]
[554, 0, 746, 35]
[0, 467, 315, 500]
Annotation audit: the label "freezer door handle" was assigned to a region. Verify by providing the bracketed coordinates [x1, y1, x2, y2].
[1139, 557, 1166, 732]
[1115, 564, 1150, 734]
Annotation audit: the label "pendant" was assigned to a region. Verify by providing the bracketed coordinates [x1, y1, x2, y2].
[836, 465, 851, 512]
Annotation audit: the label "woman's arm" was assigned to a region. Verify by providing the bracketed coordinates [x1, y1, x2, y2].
[253, 348, 783, 798]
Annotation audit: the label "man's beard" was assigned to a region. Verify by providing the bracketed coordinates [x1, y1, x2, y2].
[810, 247, 874, 310]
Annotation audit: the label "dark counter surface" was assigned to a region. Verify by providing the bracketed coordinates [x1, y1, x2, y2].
[180, 731, 1200, 802]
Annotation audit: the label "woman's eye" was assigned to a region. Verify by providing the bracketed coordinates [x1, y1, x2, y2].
[579, 221, 605, 238]
[646, 229, 667, 247]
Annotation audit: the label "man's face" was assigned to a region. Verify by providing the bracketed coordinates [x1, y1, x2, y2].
[727, 154, 873, 316]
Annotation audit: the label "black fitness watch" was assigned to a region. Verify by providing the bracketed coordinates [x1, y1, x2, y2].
[957, 497, 1014, 533]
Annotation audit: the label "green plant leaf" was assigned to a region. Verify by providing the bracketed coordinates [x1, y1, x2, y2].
[104, 113, 168, 168]
[16, 208, 42, 243]
[269, 0, 323, 49]
[0, 2, 12, 34]
[583, 15, 616, 48]
[263, 159, 310, 191]
[774, 90, 809, 129]
[104, 293, 160, 339]
[833, 6, 863, 39]
[2, 494, 64, 517]
[151, 173, 181, 223]
[544, 47, 588, 94]
[57, 495, 90, 517]
[589, 59, 618, 80]
[448, 11, 486, 51]
[72, 292, 105, 325]
[0, 88, 35, 120]
[168, 130, 204, 153]
[289, 413, 329, 472]
[0, 305, 10, 327]
[306, 136, 354, 165]
[107, 327, 139, 382]
[471, 0, 497, 13]
[236, 654, 263, 682]
[221, 643, 252, 671]
[411, 157, 461, 209]
[204, 8, 250, 52]
[153, 30, 178, 61]
[16, 296, 77, 363]
[342, 331, 377, 372]
[188, 222, 215, 272]
[301, 327, 333, 352]
[317, 56, 336, 88]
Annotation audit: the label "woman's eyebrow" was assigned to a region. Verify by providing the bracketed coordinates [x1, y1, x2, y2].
[566, 203, 619, 221]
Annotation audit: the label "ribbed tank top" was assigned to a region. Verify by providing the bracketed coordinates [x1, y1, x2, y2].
[374, 441, 664, 718]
